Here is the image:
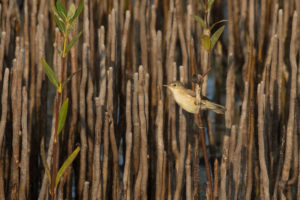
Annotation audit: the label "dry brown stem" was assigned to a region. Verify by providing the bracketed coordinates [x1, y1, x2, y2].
[186, 145, 192, 200]
[281, 12, 298, 190]
[257, 82, 270, 200]
[219, 135, 229, 200]
[155, 95, 164, 200]
[19, 87, 29, 199]
[0, 68, 9, 200]
[123, 81, 133, 200]
[78, 43, 89, 198]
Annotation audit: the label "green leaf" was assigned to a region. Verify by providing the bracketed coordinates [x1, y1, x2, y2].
[65, 31, 82, 56]
[210, 25, 225, 50]
[57, 98, 69, 136]
[41, 58, 59, 88]
[208, 0, 215, 9]
[52, 6, 60, 19]
[209, 19, 228, 31]
[200, 35, 211, 51]
[62, 69, 82, 89]
[40, 145, 51, 186]
[56, 0, 67, 20]
[192, 15, 206, 29]
[55, 15, 65, 34]
[70, 0, 84, 24]
[55, 146, 80, 193]
[67, 3, 76, 20]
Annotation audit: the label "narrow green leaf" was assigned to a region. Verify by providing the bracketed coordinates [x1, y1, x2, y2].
[208, 0, 215, 9]
[70, 0, 84, 24]
[65, 31, 82, 56]
[67, 4, 76, 20]
[41, 58, 59, 88]
[209, 19, 228, 31]
[200, 35, 211, 51]
[56, 0, 67, 19]
[55, 15, 65, 34]
[192, 15, 206, 29]
[62, 69, 82, 89]
[52, 6, 60, 19]
[55, 146, 80, 193]
[40, 144, 51, 186]
[57, 98, 69, 136]
[210, 25, 225, 50]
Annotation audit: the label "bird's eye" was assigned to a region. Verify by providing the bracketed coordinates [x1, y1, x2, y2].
[173, 83, 176, 87]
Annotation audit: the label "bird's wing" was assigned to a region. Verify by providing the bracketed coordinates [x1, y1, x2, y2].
[185, 89, 196, 97]
[192, 95, 212, 105]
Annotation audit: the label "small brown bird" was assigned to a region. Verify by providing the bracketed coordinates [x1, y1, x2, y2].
[164, 81, 226, 114]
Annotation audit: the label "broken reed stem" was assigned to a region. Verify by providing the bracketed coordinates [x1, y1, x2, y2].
[0, 68, 9, 200]
[0, 68, 9, 154]
[124, 130, 133, 200]
[219, 135, 229, 200]
[233, 81, 249, 200]
[11, 39, 23, 199]
[257, 82, 270, 200]
[138, 66, 148, 199]
[123, 81, 132, 200]
[155, 94, 164, 200]
[186, 145, 192, 200]
[82, 181, 90, 200]
[132, 72, 140, 178]
[281, 11, 298, 187]
[246, 46, 255, 200]
[78, 43, 89, 198]
[19, 87, 29, 199]
[108, 67, 120, 200]
[102, 112, 110, 200]
[91, 98, 101, 200]
[161, 152, 167, 200]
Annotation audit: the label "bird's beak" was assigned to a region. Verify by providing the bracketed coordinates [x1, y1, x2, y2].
[163, 84, 168, 87]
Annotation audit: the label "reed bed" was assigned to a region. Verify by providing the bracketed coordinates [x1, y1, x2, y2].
[0, 0, 299, 199]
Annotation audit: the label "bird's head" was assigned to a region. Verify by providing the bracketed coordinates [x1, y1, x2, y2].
[163, 81, 184, 93]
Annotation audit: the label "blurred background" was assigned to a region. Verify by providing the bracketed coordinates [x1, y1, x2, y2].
[0, 0, 299, 199]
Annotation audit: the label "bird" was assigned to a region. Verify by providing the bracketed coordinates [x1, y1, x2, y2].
[164, 81, 226, 114]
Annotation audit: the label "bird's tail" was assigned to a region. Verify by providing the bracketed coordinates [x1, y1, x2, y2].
[201, 100, 226, 114]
